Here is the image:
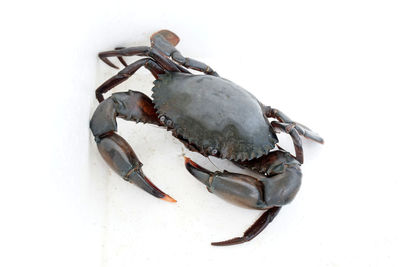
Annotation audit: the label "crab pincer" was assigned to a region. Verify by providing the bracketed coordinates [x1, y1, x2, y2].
[97, 132, 176, 202]
[184, 151, 301, 245]
[90, 91, 176, 203]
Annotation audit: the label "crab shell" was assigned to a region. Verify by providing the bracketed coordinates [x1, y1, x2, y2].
[152, 72, 278, 161]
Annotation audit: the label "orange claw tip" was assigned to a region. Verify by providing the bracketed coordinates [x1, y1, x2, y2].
[184, 156, 191, 164]
[162, 195, 177, 203]
[184, 156, 201, 169]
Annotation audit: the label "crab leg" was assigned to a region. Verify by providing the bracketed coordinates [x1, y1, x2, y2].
[184, 151, 301, 246]
[99, 45, 180, 71]
[169, 51, 219, 76]
[96, 58, 165, 102]
[90, 91, 176, 203]
[99, 30, 216, 75]
[271, 121, 304, 164]
[114, 47, 129, 67]
[99, 46, 149, 69]
[267, 107, 324, 144]
[211, 207, 281, 246]
[151, 29, 219, 76]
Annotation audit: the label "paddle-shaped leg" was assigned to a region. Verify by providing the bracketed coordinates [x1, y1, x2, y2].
[98, 30, 217, 76]
[151, 29, 219, 76]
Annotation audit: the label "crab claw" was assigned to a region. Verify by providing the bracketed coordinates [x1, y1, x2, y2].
[96, 131, 176, 203]
[125, 168, 177, 203]
[184, 157, 285, 246]
[184, 157, 213, 185]
[184, 157, 267, 209]
[184, 151, 302, 209]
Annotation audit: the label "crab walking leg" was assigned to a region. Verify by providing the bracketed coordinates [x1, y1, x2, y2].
[90, 91, 176, 202]
[98, 45, 180, 72]
[211, 207, 281, 246]
[98, 30, 211, 75]
[266, 107, 324, 144]
[151, 29, 219, 76]
[99, 46, 150, 69]
[114, 47, 129, 67]
[184, 151, 302, 245]
[169, 51, 219, 76]
[111, 46, 190, 74]
[271, 121, 304, 164]
[96, 58, 165, 102]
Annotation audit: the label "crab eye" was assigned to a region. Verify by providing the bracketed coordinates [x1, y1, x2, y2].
[166, 119, 173, 127]
[159, 115, 166, 123]
[211, 148, 218, 155]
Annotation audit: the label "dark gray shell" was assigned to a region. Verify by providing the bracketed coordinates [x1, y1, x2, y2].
[152, 72, 278, 161]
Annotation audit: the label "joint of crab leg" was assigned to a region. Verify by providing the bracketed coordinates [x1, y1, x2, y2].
[114, 47, 128, 67]
[271, 121, 304, 164]
[266, 108, 324, 145]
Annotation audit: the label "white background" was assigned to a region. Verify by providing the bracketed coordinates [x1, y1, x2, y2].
[1, 1, 399, 266]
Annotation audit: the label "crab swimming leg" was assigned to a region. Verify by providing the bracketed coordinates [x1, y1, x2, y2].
[90, 90, 176, 202]
[184, 150, 302, 246]
[151, 30, 219, 76]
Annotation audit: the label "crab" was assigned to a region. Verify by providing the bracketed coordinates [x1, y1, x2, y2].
[90, 30, 323, 246]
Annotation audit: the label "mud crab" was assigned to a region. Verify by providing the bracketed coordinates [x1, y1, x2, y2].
[90, 30, 323, 246]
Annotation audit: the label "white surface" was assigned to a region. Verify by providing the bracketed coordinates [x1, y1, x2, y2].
[1, 1, 400, 266]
